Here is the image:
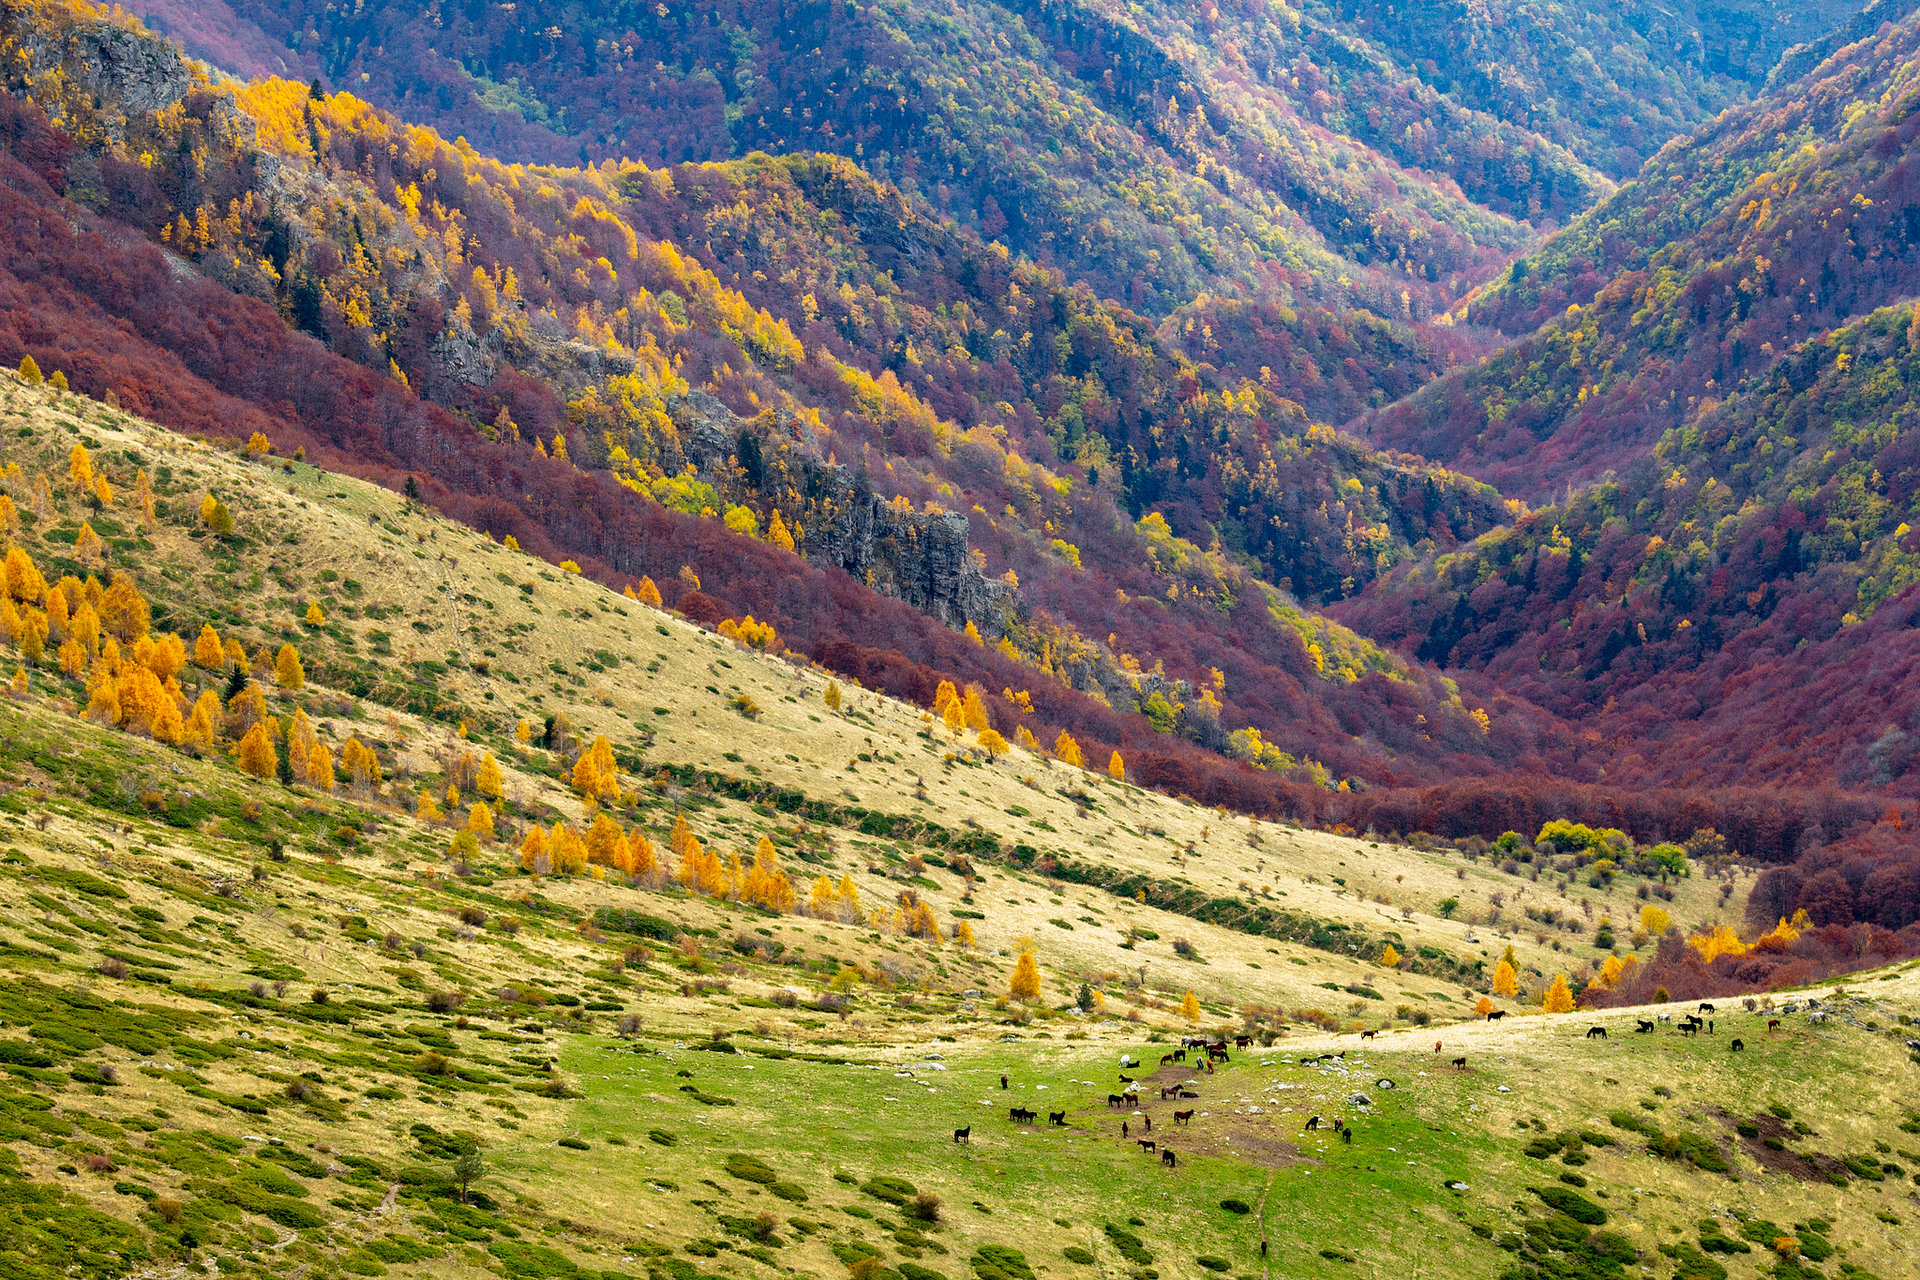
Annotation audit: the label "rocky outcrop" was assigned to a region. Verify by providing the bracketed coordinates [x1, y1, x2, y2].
[665, 392, 1012, 637]
[60, 21, 190, 114]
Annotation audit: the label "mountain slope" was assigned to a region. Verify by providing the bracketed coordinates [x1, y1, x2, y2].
[0, 0, 1558, 793]
[1340, 302, 1920, 796]
[126, 0, 1572, 317]
[1361, 14, 1920, 498]
[2, 370, 1919, 1280]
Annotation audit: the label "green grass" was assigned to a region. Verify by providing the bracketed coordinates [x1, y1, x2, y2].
[543, 1037, 1508, 1279]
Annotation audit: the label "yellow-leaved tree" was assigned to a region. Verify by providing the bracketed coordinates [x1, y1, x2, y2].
[766, 508, 796, 552]
[1379, 943, 1402, 967]
[961, 685, 990, 732]
[1542, 973, 1575, 1013]
[304, 602, 325, 627]
[824, 680, 842, 711]
[476, 751, 502, 800]
[571, 734, 619, 799]
[1639, 904, 1671, 936]
[978, 728, 1009, 756]
[1492, 959, 1518, 998]
[636, 576, 662, 607]
[275, 643, 304, 689]
[952, 920, 974, 947]
[236, 723, 276, 780]
[1180, 989, 1200, 1020]
[194, 623, 224, 669]
[1009, 949, 1042, 1002]
[1107, 751, 1125, 782]
[1054, 731, 1084, 768]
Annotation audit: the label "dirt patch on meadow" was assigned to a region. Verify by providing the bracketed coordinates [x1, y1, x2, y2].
[1715, 1109, 1851, 1183]
[1066, 1067, 1309, 1169]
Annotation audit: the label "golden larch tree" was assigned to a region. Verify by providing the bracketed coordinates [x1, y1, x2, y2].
[636, 576, 662, 607]
[194, 623, 225, 669]
[1180, 990, 1201, 1020]
[961, 685, 990, 732]
[1542, 973, 1575, 1013]
[237, 723, 277, 779]
[766, 508, 796, 552]
[476, 751, 502, 800]
[1379, 943, 1402, 967]
[468, 803, 495, 842]
[519, 824, 550, 874]
[1492, 959, 1518, 998]
[1054, 731, 1084, 768]
[1009, 949, 1042, 1002]
[824, 680, 842, 711]
[308, 743, 335, 791]
[1107, 751, 1125, 782]
[275, 644, 305, 689]
[304, 602, 326, 627]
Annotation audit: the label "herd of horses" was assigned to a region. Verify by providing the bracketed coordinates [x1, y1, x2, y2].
[950, 1007, 1776, 1160]
[953, 1037, 1252, 1169]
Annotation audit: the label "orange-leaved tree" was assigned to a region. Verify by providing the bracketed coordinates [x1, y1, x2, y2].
[237, 723, 277, 780]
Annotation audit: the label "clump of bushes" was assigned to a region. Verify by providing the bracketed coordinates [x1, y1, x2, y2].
[861, 1175, 918, 1206]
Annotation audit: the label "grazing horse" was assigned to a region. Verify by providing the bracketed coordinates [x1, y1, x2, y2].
[1635, 1019, 1655, 1033]
[1585, 1026, 1607, 1040]
[1235, 1035, 1252, 1049]
[1123, 1091, 1140, 1107]
[1698, 1003, 1715, 1014]
[1010, 1107, 1036, 1123]
[1486, 1009, 1507, 1021]
[1767, 1018, 1781, 1033]
[1107, 1094, 1127, 1108]
[1172, 1049, 1186, 1063]
[1173, 1109, 1194, 1125]
[1161, 1148, 1177, 1168]
[1304, 1115, 1322, 1131]
[1360, 1030, 1377, 1041]
[1678, 1022, 1699, 1037]
[1730, 1039, 1744, 1052]
[1050, 1111, 1067, 1126]
[1341, 1127, 1352, 1145]
[1160, 1054, 1173, 1065]
[953, 1127, 970, 1143]
[1137, 1139, 1156, 1153]
[1450, 1057, 1466, 1069]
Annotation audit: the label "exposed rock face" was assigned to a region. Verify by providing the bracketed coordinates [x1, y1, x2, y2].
[58, 22, 190, 115]
[667, 392, 1011, 636]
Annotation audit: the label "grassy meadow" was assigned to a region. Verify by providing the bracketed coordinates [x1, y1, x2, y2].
[0, 371, 1913, 1280]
